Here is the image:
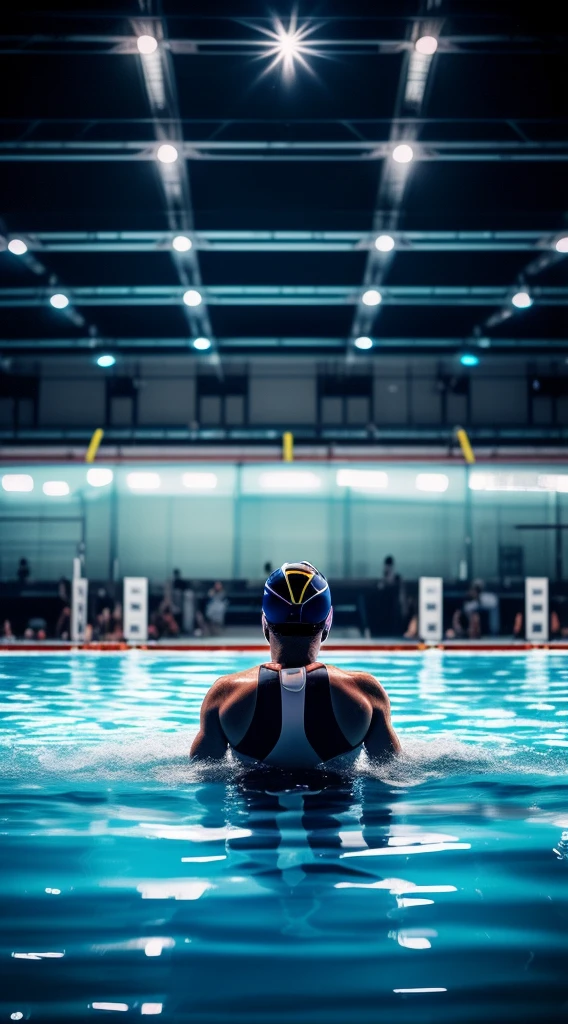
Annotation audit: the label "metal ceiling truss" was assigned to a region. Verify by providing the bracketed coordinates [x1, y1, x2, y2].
[1, 32, 566, 56]
[0, 140, 566, 161]
[2, 230, 562, 253]
[132, 3, 217, 366]
[1, 285, 567, 307]
[1, 337, 567, 354]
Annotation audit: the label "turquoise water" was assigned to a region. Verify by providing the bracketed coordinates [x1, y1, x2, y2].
[1, 651, 568, 1023]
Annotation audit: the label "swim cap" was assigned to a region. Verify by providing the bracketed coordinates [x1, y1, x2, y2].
[262, 561, 333, 637]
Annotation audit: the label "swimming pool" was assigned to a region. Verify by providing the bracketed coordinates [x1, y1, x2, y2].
[1, 650, 568, 1023]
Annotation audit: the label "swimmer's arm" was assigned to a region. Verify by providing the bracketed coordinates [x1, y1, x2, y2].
[356, 673, 401, 758]
[190, 679, 230, 760]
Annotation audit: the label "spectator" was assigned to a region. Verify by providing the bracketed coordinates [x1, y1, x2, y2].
[403, 598, 419, 640]
[17, 558, 30, 586]
[57, 576, 71, 604]
[24, 618, 47, 641]
[376, 556, 405, 636]
[1, 620, 15, 643]
[513, 603, 564, 640]
[151, 599, 180, 639]
[446, 583, 483, 639]
[55, 605, 71, 641]
[196, 581, 228, 636]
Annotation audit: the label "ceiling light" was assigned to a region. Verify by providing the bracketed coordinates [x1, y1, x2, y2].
[416, 473, 449, 493]
[259, 471, 322, 492]
[512, 291, 532, 309]
[8, 238, 27, 255]
[87, 468, 114, 487]
[460, 353, 479, 367]
[375, 234, 395, 252]
[97, 354, 116, 368]
[141, 1005, 163, 1016]
[137, 35, 158, 55]
[43, 481, 70, 497]
[354, 336, 373, 350]
[157, 144, 178, 164]
[478, 337, 491, 348]
[2, 473, 33, 493]
[392, 144, 414, 164]
[182, 472, 218, 490]
[415, 35, 438, 55]
[183, 289, 202, 307]
[193, 336, 211, 350]
[127, 472, 161, 491]
[555, 236, 568, 253]
[362, 289, 382, 307]
[172, 235, 192, 252]
[50, 293, 69, 309]
[337, 469, 388, 490]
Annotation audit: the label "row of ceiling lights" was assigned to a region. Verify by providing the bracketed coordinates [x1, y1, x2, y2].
[1, 469, 451, 495]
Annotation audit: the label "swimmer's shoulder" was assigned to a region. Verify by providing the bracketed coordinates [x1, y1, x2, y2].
[324, 663, 390, 706]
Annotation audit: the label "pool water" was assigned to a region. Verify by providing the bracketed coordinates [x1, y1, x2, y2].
[1, 651, 568, 1023]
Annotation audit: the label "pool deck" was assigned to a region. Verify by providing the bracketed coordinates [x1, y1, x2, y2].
[1, 632, 568, 652]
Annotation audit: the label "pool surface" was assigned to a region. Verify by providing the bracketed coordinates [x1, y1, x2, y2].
[1, 650, 568, 1023]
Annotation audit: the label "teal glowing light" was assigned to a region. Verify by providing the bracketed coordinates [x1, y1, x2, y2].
[97, 354, 116, 368]
[460, 353, 479, 367]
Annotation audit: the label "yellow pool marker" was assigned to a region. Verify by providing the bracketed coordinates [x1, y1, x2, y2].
[283, 431, 294, 462]
[456, 427, 475, 464]
[85, 427, 104, 463]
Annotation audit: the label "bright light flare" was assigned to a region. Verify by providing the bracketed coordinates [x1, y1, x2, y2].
[157, 144, 178, 164]
[556, 236, 568, 253]
[183, 289, 202, 307]
[259, 471, 322, 492]
[2, 474, 33, 493]
[354, 336, 373, 350]
[8, 238, 27, 255]
[127, 472, 161, 491]
[362, 289, 382, 307]
[97, 354, 116, 368]
[392, 144, 414, 164]
[193, 336, 211, 350]
[416, 473, 449, 493]
[337, 469, 388, 490]
[415, 36, 438, 55]
[256, 13, 322, 80]
[172, 235, 192, 252]
[182, 472, 217, 490]
[375, 234, 395, 252]
[87, 468, 114, 488]
[137, 35, 158, 55]
[50, 293, 69, 309]
[43, 481, 70, 497]
[512, 291, 532, 309]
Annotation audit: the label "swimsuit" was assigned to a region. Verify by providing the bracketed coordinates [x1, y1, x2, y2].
[231, 665, 363, 769]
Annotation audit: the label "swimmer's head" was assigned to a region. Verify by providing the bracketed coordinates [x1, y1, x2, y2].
[262, 561, 333, 665]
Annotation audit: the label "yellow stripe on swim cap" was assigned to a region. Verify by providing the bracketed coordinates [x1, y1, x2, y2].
[284, 569, 314, 604]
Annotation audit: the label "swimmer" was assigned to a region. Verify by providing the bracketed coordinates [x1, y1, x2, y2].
[191, 562, 401, 767]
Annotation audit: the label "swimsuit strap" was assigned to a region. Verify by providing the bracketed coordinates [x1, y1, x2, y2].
[304, 665, 359, 762]
[232, 665, 282, 761]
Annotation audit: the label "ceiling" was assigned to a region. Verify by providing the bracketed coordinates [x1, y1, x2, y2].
[0, 0, 567, 361]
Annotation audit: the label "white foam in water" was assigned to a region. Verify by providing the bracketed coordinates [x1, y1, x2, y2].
[1, 729, 566, 788]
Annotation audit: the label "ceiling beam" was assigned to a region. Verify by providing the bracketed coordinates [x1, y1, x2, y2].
[1, 285, 567, 306]
[0, 140, 566, 161]
[0, 337, 567, 354]
[3, 230, 562, 254]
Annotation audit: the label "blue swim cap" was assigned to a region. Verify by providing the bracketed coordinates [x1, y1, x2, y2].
[262, 561, 332, 635]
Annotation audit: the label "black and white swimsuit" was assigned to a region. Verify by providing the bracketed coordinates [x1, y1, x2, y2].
[231, 665, 363, 769]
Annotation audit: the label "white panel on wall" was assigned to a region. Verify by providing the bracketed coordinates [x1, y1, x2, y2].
[123, 577, 148, 642]
[71, 577, 88, 642]
[419, 576, 443, 642]
[249, 376, 316, 425]
[525, 577, 548, 642]
[39, 380, 106, 426]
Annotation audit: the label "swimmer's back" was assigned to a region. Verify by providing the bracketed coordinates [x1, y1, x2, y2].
[190, 662, 400, 763]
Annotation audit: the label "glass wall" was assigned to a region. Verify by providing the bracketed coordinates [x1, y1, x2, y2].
[0, 462, 566, 583]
